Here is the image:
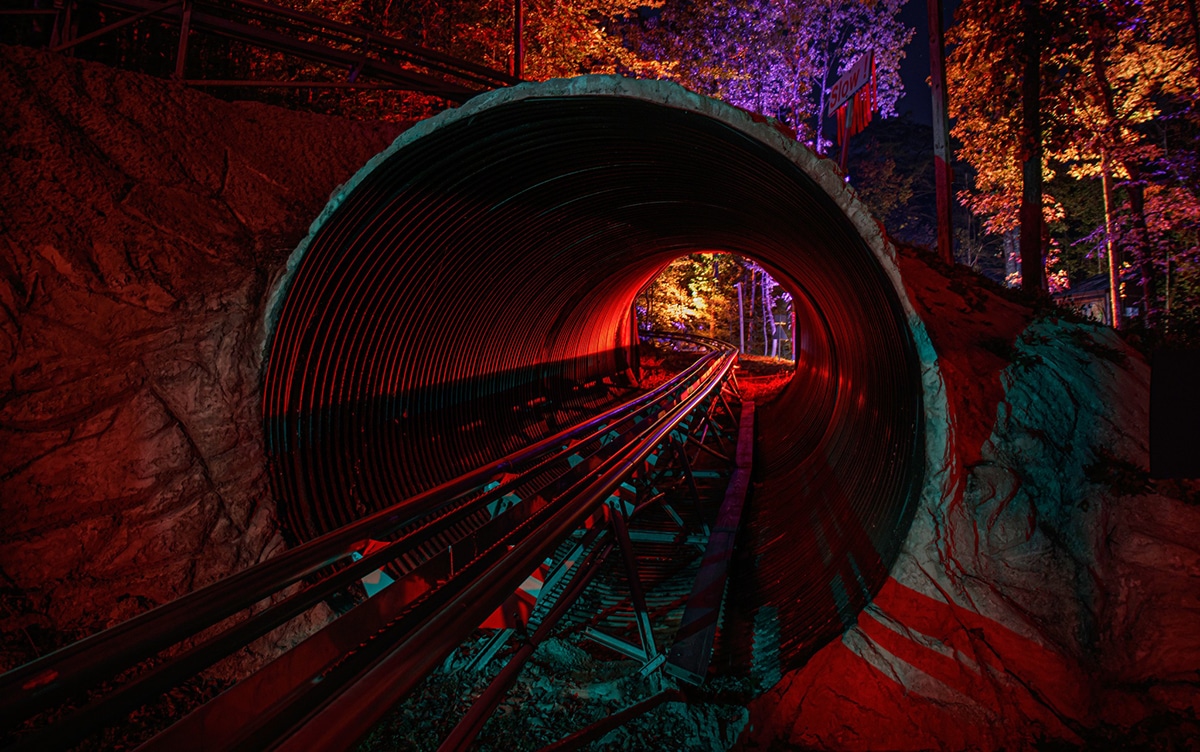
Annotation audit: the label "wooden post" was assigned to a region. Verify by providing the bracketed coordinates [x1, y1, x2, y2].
[838, 101, 852, 173]
[927, 0, 955, 265]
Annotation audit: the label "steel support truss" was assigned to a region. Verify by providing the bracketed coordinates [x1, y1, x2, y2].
[436, 385, 750, 752]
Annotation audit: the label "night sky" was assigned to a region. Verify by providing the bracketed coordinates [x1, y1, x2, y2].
[897, 0, 960, 124]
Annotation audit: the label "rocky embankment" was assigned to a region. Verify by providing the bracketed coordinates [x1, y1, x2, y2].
[741, 255, 1200, 750]
[0, 44, 404, 669]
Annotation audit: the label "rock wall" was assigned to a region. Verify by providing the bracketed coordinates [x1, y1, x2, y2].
[741, 254, 1200, 749]
[0, 45, 405, 669]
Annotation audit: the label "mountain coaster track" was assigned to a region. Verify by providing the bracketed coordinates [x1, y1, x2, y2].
[13, 0, 518, 99]
[0, 335, 753, 751]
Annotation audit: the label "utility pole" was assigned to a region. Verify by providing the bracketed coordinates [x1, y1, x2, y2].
[927, 0, 955, 265]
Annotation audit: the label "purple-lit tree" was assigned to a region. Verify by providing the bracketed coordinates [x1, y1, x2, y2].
[631, 0, 913, 152]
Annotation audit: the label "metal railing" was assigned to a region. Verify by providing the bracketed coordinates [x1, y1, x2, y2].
[29, 0, 519, 100]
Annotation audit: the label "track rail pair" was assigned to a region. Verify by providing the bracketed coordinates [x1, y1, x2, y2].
[1, 337, 741, 751]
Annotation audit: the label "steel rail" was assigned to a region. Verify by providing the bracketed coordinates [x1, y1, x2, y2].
[435, 533, 616, 752]
[132, 345, 734, 752]
[203, 0, 520, 88]
[0, 340, 730, 744]
[53, 0, 516, 98]
[267, 347, 737, 752]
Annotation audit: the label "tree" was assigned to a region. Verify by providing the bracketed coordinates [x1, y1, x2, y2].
[338, 0, 665, 80]
[637, 253, 793, 356]
[1050, 0, 1199, 330]
[948, 1, 1059, 241]
[630, 0, 913, 153]
[949, 0, 1199, 333]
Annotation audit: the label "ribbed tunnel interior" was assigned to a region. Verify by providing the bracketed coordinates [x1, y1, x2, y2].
[262, 80, 926, 675]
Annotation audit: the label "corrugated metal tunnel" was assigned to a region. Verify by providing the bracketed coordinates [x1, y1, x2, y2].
[261, 78, 928, 674]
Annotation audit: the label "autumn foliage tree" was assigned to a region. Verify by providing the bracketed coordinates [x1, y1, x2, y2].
[340, 0, 666, 80]
[638, 254, 794, 358]
[629, 0, 912, 152]
[241, 0, 664, 119]
[949, 0, 1199, 336]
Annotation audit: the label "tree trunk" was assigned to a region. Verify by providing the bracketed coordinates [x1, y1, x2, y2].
[1127, 184, 1156, 328]
[1019, 0, 1046, 296]
[1184, 0, 1200, 86]
[512, 0, 523, 78]
[761, 273, 771, 357]
[748, 272, 757, 352]
[1004, 229, 1020, 285]
[816, 55, 831, 155]
[1086, 11, 1155, 329]
[1101, 155, 1122, 329]
[815, 12, 839, 155]
[737, 282, 745, 353]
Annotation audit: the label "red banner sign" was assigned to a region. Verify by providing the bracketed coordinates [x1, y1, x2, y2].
[827, 52, 874, 117]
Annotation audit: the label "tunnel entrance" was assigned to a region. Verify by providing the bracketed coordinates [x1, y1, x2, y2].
[261, 77, 930, 678]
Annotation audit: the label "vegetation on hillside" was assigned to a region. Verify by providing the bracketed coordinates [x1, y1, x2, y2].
[7, 0, 1196, 341]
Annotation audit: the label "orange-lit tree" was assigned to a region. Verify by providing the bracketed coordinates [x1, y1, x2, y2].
[296, 0, 665, 80]
[949, 0, 1199, 333]
[637, 254, 793, 357]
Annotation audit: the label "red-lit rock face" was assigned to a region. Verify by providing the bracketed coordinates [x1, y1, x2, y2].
[743, 256, 1200, 749]
[0, 46, 404, 663]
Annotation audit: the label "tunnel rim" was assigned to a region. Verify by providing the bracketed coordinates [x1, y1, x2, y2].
[262, 75, 925, 364]
[257, 74, 950, 670]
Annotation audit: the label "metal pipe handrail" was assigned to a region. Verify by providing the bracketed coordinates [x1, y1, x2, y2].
[56, 0, 482, 99]
[205, 0, 521, 87]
